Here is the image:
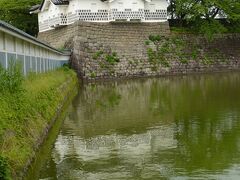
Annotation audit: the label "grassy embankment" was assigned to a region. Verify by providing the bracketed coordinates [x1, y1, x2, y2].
[0, 64, 78, 179]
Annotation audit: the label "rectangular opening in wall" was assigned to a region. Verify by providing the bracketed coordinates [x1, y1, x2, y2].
[7, 53, 16, 66]
[44, 59, 48, 72]
[31, 57, 36, 72]
[0, 32, 4, 50]
[0, 52, 6, 68]
[25, 56, 31, 74]
[37, 57, 41, 73]
[17, 55, 24, 73]
[41, 58, 44, 72]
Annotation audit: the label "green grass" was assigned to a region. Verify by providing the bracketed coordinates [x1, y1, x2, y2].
[0, 67, 77, 179]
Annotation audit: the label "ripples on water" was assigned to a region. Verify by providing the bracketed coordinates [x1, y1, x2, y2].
[33, 72, 240, 179]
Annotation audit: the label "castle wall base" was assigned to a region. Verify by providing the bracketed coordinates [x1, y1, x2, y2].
[38, 21, 240, 81]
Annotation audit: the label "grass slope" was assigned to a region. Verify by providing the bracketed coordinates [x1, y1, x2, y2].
[0, 68, 77, 179]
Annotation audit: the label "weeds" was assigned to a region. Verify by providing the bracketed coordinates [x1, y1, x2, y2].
[0, 61, 23, 94]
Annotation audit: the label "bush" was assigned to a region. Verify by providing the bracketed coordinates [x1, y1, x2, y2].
[62, 63, 71, 71]
[197, 20, 227, 41]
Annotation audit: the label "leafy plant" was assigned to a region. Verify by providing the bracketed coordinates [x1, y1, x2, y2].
[105, 52, 120, 65]
[202, 54, 214, 65]
[90, 71, 96, 78]
[147, 47, 170, 70]
[145, 40, 150, 46]
[62, 63, 71, 71]
[92, 50, 104, 60]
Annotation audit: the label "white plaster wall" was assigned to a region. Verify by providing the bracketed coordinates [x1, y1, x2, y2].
[0, 31, 4, 50]
[68, 0, 78, 13]
[48, 2, 60, 18]
[0, 27, 69, 73]
[144, 0, 168, 11]
[16, 39, 24, 54]
[67, 0, 108, 12]
[58, 6, 68, 15]
[35, 46, 40, 57]
[5, 34, 15, 52]
[39, 0, 51, 23]
[30, 45, 35, 56]
[39, 10, 49, 23]
[37, 0, 168, 31]
[24, 42, 30, 55]
[109, 0, 145, 11]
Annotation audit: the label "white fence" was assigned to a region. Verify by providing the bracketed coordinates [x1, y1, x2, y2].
[0, 20, 70, 75]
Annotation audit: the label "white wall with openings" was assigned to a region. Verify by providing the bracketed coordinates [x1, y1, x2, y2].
[37, 0, 168, 32]
[0, 22, 70, 75]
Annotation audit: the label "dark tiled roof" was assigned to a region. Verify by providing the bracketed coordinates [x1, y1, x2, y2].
[0, 20, 70, 55]
[30, 0, 69, 12]
[51, 0, 69, 5]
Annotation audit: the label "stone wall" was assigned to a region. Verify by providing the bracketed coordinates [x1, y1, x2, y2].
[38, 21, 240, 81]
[38, 23, 79, 48]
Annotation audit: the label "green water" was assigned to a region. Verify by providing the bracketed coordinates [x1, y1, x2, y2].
[31, 72, 240, 179]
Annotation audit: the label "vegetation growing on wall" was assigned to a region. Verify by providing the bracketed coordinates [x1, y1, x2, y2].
[145, 34, 228, 70]
[145, 35, 184, 70]
[93, 50, 120, 65]
[0, 63, 77, 179]
[92, 50, 120, 77]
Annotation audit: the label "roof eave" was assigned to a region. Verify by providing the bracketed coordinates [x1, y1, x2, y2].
[30, 9, 40, 14]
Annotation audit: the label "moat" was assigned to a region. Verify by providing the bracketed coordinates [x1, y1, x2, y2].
[28, 72, 240, 179]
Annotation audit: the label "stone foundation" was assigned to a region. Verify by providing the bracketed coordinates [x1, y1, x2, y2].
[38, 21, 240, 81]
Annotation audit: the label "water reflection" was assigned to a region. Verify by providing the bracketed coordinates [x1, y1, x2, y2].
[38, 72, 240, 179]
